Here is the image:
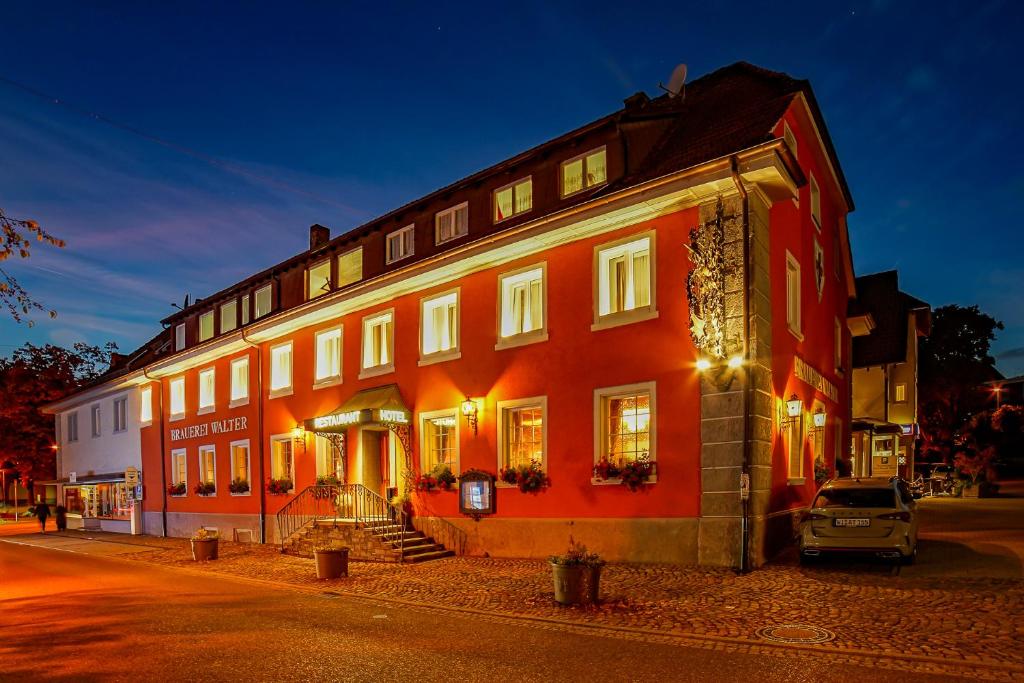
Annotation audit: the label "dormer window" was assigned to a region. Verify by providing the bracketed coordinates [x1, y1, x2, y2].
[494, 178, 532, 223]
[199, 311, 214, 342]
[386, 225, 415, 264]
[561, 146, 607, 197]
[338, 247, 362, 287]
[435, 202, 468, 245]
[307, 259, 331, 300]
[174, 323, 185, 351]
[255, 284, 272, 318]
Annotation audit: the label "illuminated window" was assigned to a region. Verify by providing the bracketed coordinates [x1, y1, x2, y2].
[786, 251, 802, 337]
[269, 342, 293, 397]
[494, 177, 532, 223]
[198, 445, 216, 494]
[338, 247, 362, 288]
[595, 234, 654, 326]
[113, 397, 127, 433]
[174, 323, 185, 351]
[361, 309, 394, 376]
[894, 383, 907, 403]
[498, 398, 546, 471]
[498, 264, 545, 345]
[314, 327, 342, 385]
[270, 435, 294, 488]
[561, 146, 606, 197]
[140, 386, 153, 424]
[230, 440, 250, 492]
[255, 284, 272, 319]
[595, 382, 655, 474]
[199, 311, 214, 342]
[315, 435, 343, 480]
[386, 225, 415, 264]
[307, 259, 331, 300]
[91, 404, 101, 437]
[198, 368, 215, 413]
[220, 300, 237, 333]
[421, 410, 458, 473]
[170, 377, 185, 419]
[435, 203, 468, 245]
[230, 357, 249, 405]
[241, 294, 250, 325]
[171, 449, 187, 492]
[67, 412, 78, 443]
[810, 174, 821, 229]
[420, 290, 459, 361]
[783, 122, 798, 159]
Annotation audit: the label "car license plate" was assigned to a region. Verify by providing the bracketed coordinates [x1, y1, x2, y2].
[834, 518, 870, 527]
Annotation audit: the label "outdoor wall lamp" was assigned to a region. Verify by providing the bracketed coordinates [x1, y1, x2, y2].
[780, 395, 803, 429]
[292, 423, 307, 452]
[461, 398, 479, 435]
[812, 409, 827, 429]
[695, 355, 745, 390]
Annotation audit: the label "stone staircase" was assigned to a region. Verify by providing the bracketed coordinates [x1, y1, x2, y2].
[284, 520, 455, 563]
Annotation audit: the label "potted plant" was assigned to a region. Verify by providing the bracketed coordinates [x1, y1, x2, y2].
[955, 447, 997, 498]
[592, 456, 622, 482]
[167, 482, 187, 496]
[499, 462, 550, 493]
[390, 491, 414, 518]
[549, 537, 604, 605]
[229, 478, 250, 494]
[813, 459, 830, 485]
[619, 459, 655, 491]
[191, 527, 219, 561]
[267, 478, 293, 495]
[313, 542, 349, 579]
[194, 481, 216, 496]
[315, 474, 341, 487]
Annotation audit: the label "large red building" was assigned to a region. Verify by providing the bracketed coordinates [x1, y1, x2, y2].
[44, 62, 856, 566]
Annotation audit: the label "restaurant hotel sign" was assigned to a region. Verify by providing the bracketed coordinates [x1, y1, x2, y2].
[171, 417, 249, 442]
[307, 408, 409, 432]
[793, 355, 839, 402]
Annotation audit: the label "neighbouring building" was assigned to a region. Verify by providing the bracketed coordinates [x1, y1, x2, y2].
[44, 62, 858, 567]
[848, 271, 931, 480]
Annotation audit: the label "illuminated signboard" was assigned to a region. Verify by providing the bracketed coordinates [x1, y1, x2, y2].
[313, 411, 363, 430]
[308, 407, 410, 432]
[378, 409, 408, 424]
[459, 470, 496, 517]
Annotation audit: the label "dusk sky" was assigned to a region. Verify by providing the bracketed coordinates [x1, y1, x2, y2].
[1, 1, 1021, 375]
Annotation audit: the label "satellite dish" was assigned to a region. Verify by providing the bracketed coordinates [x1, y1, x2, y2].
[660, 63, 687, 98]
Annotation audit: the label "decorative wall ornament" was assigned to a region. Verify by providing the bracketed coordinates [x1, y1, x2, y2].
[686, 198, 731, 358]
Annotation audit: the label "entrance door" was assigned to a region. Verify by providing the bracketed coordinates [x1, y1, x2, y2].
[872, 436, 896, 478]
[357, 428, 385, 495]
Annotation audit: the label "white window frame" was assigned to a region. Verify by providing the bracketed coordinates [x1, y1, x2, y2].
[419, 408, 460, 475]
[385, 225, 415, 264]
[113, 397, 127, 433]
[220, 299, 238, 334]
[229, 439, 251, 496]
[810, 173, 821, 230]
[169, 376, 186, 421]
[496, 262, 548, 350]
[434, 202, 469, 245]
[314, 326, 343, 388]
[786, 251, 803, 339]
[593, 381, 657, 484]
[307, 258, 332, 300]
[493, 177, 532, 223]
[67, 412, 78, 443]
[496, 396, 547, 480]
[198, 444, 217, 496]
[337, 247, 363, 288]
[560, 146, 607, 198]
[241, 294, 251, 325]
[91, 404, 101, 438]
[255, 284, 272, 319]
[198, 367, 216, 415]
[894, 383, 908, 403]
[198, 310, 214, 342]
[229, 357, 249, 408]
[592, 231, 657, 331]
[270, 434, 296, 491]
[269, 341, 293, 399]
[419, 288, 461, 366]
[175, 323, 186, 351]
[170, 448, 188, 493]
[783, 121, 798, 159]
[140, 386, 153, 426]
[360, 308, 395, 379]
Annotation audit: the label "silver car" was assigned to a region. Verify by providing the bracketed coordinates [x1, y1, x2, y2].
[798, 477, 918, 564]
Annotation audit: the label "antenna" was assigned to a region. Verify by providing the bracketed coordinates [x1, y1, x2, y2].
[658, 63, 687, 99]
[170, 294, 191, 312]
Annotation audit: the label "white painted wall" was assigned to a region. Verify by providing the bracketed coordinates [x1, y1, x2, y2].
[56, 386, 144, 479]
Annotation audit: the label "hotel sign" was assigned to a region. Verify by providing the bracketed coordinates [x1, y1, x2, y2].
[171, 417, 249, 442]
[794, 356, 839, 403]
[307, 408, 410, 432]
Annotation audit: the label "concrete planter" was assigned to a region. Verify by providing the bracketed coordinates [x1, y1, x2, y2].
[551, 563, 587, 605]
[962, 484, 981, 498]
[314, 548, 349, 579]
[191, 538, 219, 562]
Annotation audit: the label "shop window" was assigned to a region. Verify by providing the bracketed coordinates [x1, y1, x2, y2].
[91, 404, 101, 437]
[198, 446, 216, 495]
[421, 410, 459, 474]
[76, 483, 131, 519]
[230, 357, 249, 406]
[561, 146, 607, 197]
[67, 412, 78, 443]
[314, 327, 342, 386]
[386, 225, 415, 264]
[230, 440, 250, 494]
[338, 247, 363, 288]
[361, 309, 394, 377]
[894, 383, 907, 403]
[420, 290, 459, 362]
[497, 264, 546, 346]
[113, 397, 127, 433]
[175, 323, 185, 351]
[497, 398, 546, 472]
[241, 294, 251, 325]
[594, 234, 654, 328]
[786, 251, 802, 337]
[198, 368, 216, 413]
[255, 284, 272, 319]
[435, 202, 468, 245]
[269, 342, 293, 397]
[810, 174, 821, 229]
[270, 436, 294, 490]
[140, 386, 153, 425]
[170, 377, 185, 420]
[171, 449, 187, 494]
[307, 259, 331, 300]
[199, 311, 214, 342]
[595, 382, 655, 478]
[494, 177, 532, 223]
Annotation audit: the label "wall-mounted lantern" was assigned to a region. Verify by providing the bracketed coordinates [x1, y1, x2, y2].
[812, 409, 827, 430]
[461, 398, 479, 435]
[292, 423, 307, 452]
[780, 394, 803, 429]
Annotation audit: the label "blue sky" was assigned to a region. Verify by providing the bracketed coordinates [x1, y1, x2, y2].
[1, 1, 1022, 374]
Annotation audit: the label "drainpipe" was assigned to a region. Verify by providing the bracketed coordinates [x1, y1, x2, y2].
[144, 367, 168, 537]
[730, 156, 752, 574]
[241, 327, 267, 544]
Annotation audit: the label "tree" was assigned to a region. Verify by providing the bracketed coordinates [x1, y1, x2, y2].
[0, 342, 115, 497]
[0, 208, 65, 324]
[918, 304, 1004, 462]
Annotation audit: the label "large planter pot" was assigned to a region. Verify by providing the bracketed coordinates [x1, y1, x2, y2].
[551, 562, 587, 605]
[315, 548, 349, 579]
[191, 538, 218, 562]
[587, 563, 605, 604]
[961, 484, 980, 498]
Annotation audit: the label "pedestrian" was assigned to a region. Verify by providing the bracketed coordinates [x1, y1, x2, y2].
[55, 504, 67, 532]
[35, 501, 50, 533]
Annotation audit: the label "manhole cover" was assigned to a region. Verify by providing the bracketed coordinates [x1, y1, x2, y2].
[756, 624, 835, 644]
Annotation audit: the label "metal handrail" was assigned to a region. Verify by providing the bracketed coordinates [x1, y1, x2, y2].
[413, 514, 467, 556]
[276, 484, 407, 557]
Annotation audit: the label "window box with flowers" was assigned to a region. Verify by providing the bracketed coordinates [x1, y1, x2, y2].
[167, 482, 187, 497]
[592, 456, 656, 491]
[229, 478, 251, 495]
[267, 478, 293, 495]
[499, 462, 550, 493]
[415, 463, 457, 492]
[194, 481, 216, 497]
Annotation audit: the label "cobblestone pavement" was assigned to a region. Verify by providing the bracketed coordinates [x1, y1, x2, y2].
[49, 530, 1017, 679]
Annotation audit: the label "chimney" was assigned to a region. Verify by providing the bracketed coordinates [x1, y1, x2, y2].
[108, 352, 128, 370]
[309, 224, 330, 251]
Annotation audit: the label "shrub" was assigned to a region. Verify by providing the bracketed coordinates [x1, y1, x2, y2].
[267, 478, 293, 495]
[194, 481, 216, 496]
[167, 482, 187, 496]
[229, 479, 250, 494]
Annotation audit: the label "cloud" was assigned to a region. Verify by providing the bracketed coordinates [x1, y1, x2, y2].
[998, 347, 1024, 360]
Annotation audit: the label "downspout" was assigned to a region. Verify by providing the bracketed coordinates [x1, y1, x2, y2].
[241, 327, 267, 544]
[143, 367, 168, 537]
[730, 156, 752, 574]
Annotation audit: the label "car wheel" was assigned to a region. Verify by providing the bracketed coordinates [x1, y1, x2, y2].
[901, 547, 917, 566]
[799, 552, 816, 566]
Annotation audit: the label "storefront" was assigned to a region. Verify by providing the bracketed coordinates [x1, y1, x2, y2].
[57, 472, 142, 533]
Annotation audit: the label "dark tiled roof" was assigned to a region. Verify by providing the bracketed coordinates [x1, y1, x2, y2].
[851, 271, 931, 367]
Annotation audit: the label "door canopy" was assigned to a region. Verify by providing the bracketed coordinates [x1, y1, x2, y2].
[306, 384, 412, 434]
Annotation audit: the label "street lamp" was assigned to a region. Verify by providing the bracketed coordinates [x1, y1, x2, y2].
[992, 384, 1003, 409]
